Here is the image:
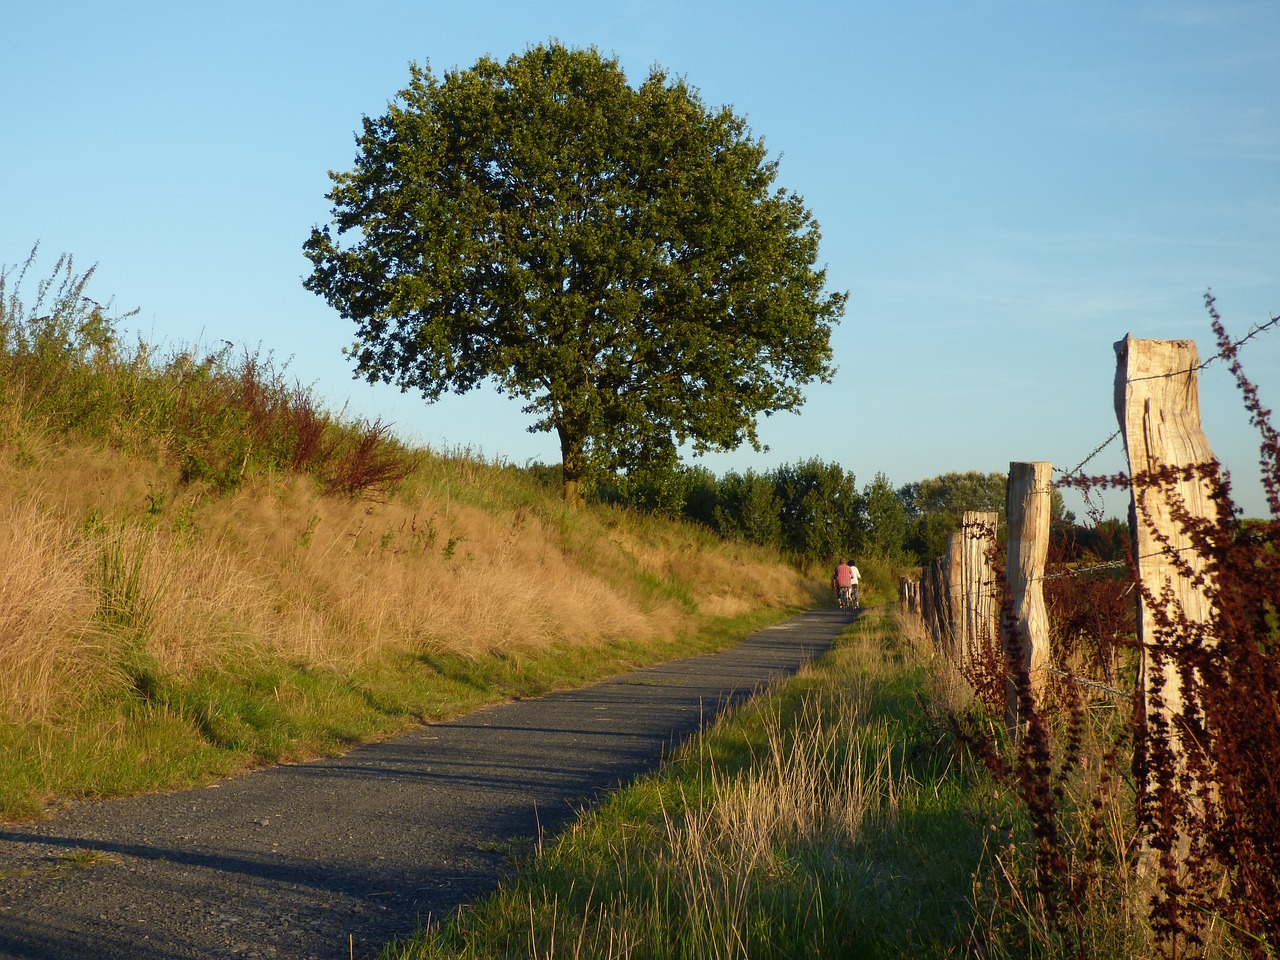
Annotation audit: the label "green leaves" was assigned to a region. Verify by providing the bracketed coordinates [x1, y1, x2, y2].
[305, 42, 846, 500]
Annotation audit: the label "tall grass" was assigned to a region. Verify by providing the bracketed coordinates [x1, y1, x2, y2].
[1, 246, 416, 496]
[0, 500, 101, 726]
[386, 603, 1247, 960]
[896, 565, 1161, 958]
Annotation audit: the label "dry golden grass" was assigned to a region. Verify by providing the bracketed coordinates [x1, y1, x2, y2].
[688, 693, 901, 857]
[893, 605, 979, 719]
[0, 499, 100, 724]
[0, 436, 810, 729]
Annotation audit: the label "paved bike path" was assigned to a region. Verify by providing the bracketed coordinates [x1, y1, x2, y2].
[0, 608, 849, 960]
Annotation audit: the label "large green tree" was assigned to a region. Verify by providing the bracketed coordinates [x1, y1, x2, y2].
[304, 43, 846, 503]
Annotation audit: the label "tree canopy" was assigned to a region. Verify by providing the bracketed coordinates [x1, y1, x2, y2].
[304, 43, 846, 503]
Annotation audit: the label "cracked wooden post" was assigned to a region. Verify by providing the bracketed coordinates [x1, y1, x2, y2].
[921, 559, 947, 655]
[945, 530, 966, 666]
[1114, 335, 1219, 875]
[898, 576, 921, 620]
[952, 511, 999, 671]
[1005, 461, 1053, 728]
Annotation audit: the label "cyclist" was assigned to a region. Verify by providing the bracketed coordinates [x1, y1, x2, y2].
[832, 558, 861, 609]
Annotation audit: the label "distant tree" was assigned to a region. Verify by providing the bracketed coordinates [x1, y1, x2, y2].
[714, 469, 784, 548]
[863, 471, 908, 559]
[904, 469, 1071, 559]
[678, 465, 723, 529]
[606, 461, 719, 520]
[304, 43, 846, 505]
[899, 471, 1003, 558]
[910, 471, 1009, 520]
[773, 458, 861, 559]
[1056, 514, 1127, 563]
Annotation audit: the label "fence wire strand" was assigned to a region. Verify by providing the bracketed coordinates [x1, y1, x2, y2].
[1049, 667, 1134, 700]
[1051, 310, 1278, 494]
[1123, 312, 1280, 383]
[1055, 430, 1122, 486]
[1037, 558, 1129, 582]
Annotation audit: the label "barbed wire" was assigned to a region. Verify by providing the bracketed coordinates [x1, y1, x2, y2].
[1054, 430, 1122, 486]
[1037, 558, 1128, 582]
[1029, 544, 1198, 585]
[1049, 310, 1278, 492]
[1048, 666, 1134, 700]
[1052, 430, 1124, 525]
[1124, 312, 1280, 383]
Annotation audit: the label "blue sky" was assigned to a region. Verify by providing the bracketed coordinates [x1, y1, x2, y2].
[4, 1, 1278, 518]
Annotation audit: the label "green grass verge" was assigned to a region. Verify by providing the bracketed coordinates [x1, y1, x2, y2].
[0, 606, 799, 822]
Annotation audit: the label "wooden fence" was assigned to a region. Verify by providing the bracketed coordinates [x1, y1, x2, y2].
[902, 337, 1217, 726]
[898, 335, 1225, 877]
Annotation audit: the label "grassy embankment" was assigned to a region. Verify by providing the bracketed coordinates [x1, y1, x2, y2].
[0, 251, 820, 820]
[383, 606, 1171, 960]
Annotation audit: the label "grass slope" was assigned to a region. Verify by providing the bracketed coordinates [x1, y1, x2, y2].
[0, 436, 818, 820]
[0, 253, 821, 819]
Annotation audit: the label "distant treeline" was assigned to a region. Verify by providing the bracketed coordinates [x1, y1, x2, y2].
[561, 461, 1088, 566]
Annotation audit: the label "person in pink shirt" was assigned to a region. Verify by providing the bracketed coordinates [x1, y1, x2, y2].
[832, 559, 861, 609]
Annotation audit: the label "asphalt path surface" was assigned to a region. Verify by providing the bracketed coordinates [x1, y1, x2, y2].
[0, 607, 850, 960]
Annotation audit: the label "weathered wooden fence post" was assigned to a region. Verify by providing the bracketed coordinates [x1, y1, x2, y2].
[897, 576, 921, 621]
[1114, 335, 1219, 873]
[1005, 461, 1053, 726]
[921, 559, 948, 654]
[955, 510, 999, 669]
[909, 578, 921, 616]
[945, 530, 966, 665]
[919, 566, 933, 646]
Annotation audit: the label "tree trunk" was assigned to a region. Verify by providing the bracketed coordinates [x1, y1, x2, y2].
[557, 422, 586, 509]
